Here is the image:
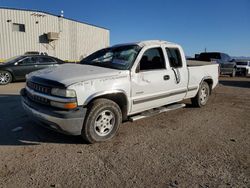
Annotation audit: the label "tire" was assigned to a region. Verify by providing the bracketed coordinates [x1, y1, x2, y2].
[244, 70, 248, 77]
[0, 71, 12, 85]
[81, 98, 122, 143]
[230, 68, 236, 77]
[191, 82, 210, 107]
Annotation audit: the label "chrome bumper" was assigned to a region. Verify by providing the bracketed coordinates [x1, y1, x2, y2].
[21, 89, 86, 136]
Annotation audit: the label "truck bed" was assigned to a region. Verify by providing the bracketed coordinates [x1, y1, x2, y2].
[185, 61, 219, 99]
[187, 60, 215, 67]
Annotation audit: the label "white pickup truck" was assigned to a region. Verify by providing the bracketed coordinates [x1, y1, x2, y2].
[21, 40, 219, 143]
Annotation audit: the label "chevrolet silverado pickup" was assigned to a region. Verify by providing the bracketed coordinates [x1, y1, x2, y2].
[21, 40, 219, 143]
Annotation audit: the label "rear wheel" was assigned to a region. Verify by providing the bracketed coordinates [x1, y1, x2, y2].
[191, 82, 210, 107]
[0, 71, 12, 85]
[81, 98, 122, 143]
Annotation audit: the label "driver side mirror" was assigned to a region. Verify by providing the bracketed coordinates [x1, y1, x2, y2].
[14, 62, 19, 66]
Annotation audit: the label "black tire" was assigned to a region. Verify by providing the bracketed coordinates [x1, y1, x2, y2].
[230, 68, 236, 77]
[0, 71, 12, 85]
[82, 98, 122, 143]
[244, 70, 248, 77]
[191, 82, 210, 107]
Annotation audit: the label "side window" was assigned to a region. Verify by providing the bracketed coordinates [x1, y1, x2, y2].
[139, 48, 165, 71]
[37, 57, 55, 64]
[165, 48, 182, 68]
[20, 57, 36, 65]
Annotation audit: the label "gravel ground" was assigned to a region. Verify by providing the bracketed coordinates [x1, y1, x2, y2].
[0, 77, 249, 188]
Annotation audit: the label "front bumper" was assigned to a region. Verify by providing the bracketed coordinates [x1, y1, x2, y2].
[236, 67, 246, 73]
[21, 88, 86, 135]
[236, 67, 250, 76]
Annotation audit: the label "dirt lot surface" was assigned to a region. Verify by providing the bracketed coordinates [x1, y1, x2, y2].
[0, 77, 249, 188]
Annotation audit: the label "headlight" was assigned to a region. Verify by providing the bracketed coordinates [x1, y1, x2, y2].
[51, 88, 76, 98]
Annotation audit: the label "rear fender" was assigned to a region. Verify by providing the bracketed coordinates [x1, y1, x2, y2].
[200, 76, 213, 95]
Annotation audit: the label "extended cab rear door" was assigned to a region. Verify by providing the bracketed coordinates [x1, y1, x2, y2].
[130, 44, 188, 114]
[164, 46, 189, 97]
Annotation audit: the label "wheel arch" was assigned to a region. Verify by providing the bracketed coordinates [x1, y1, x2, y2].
[84, 90, 129, 121]
[200, 76, 213, 95]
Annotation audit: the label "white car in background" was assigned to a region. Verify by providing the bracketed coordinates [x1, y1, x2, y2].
[236, 60, 250, 76]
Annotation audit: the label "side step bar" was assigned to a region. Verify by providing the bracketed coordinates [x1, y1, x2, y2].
[129, 103, 186, 122]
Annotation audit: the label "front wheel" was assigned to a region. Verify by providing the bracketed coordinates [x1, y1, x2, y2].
[191, 82, 210, 107]
[81, 98, 122, 143]
[230, 68, 236, 77]
[0, 71, 12, 85]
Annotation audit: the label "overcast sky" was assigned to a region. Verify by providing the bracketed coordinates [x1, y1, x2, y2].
[1, 0, 249, 56]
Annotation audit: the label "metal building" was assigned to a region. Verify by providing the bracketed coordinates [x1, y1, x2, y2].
[0, 7, 110, 62]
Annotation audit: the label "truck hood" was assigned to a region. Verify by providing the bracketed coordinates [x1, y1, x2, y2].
[28, 64, 128, 86]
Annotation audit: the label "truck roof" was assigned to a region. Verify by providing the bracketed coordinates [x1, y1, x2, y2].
[112, 40, 175, 48]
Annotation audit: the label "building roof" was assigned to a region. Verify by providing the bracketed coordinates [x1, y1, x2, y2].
[0, 6, 109, 30]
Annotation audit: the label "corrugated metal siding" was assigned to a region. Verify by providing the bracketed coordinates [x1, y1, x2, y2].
[0, 8, 109, 61]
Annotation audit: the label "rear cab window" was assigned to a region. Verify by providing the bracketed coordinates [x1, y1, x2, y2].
[165, 48, 183, 68]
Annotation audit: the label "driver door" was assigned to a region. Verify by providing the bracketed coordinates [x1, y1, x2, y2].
[130, 46, 187, 114]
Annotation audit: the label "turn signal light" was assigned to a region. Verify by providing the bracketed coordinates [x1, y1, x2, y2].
[63, 102, 77, 109]
[50, 101, 77, 109]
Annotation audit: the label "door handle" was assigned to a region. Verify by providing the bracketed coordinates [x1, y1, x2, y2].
[163, 75, 170, 80]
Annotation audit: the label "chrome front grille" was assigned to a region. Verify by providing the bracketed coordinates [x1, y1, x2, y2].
[236, 62, 248, 66]
[26, 81, 51, 105]
[27, 81, 51, 94]
[26, 90, 50, 105]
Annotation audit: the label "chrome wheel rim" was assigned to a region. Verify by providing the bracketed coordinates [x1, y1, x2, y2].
[94, 110, 115, 136]
[200, 86, 208, 105]
[0, 72, 11, 84]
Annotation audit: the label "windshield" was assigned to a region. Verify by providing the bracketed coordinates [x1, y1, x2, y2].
[80, 45, 141, 70]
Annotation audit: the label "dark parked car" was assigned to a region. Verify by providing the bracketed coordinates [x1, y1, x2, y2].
[197, 52, 237, 77]
[0, 55, 64, 85]
[24, 51, 48, 56]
